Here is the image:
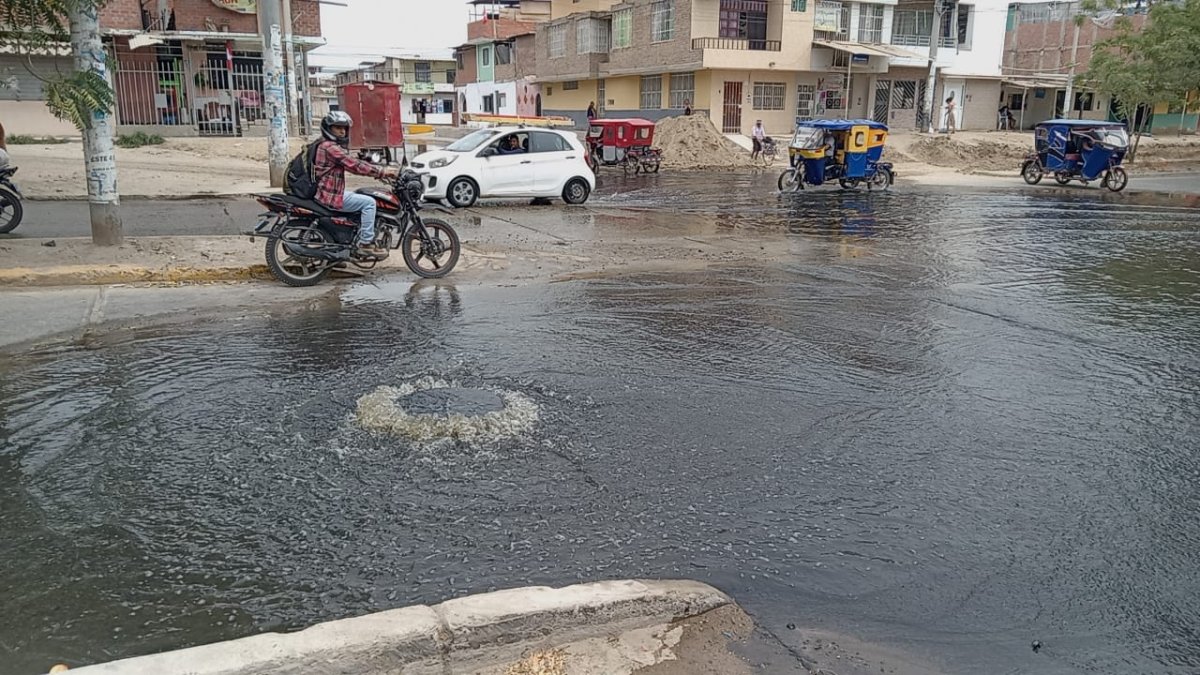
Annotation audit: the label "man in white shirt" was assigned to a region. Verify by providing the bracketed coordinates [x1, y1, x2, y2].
[751, 120, 765, 160]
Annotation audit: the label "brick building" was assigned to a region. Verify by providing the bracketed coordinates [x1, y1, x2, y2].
[454, 0, 551, 119]
[333, 52, 459, 125]
[99, 0, 324, 137]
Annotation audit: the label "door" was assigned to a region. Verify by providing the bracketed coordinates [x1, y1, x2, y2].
[939, 78, 965, 131]
[722, 82, 743, 133]
[478, 132, 533, 196]
[528, 131, 576, 194]
[873, 79, 892, 124]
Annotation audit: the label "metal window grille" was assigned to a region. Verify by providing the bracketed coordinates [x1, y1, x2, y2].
[613, 9, 633, 48]
[563, 80, 579, 90]
[891, 80, 917, 109]
[640, 75, 663, 109]
[857, 4, 884, 44]
[652, 1, 675, 42]
[548, 24, 567, 58]
[414, 62, 431, 83]
[753, 82, 786, 110]
[814, 1, 849, 39]
[669, 72, 694, 108]
[598, 79, 606, 114]
[792, 0, 807, 11]
[796, 84, 815, 119]
[720, 0, 768, 40]
[577, 17, 612, 54]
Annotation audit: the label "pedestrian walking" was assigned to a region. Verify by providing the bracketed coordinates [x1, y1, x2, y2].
[586, 101, 597, 120]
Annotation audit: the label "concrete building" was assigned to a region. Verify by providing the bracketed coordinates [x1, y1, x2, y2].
[531, 0, 1013, 135]
[454, 0, 552, 119]
[1001, 0, 1196, 134]
[333, 52, 458, 125]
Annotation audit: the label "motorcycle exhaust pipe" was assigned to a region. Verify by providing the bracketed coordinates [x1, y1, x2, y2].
[281, 241, 350, 262]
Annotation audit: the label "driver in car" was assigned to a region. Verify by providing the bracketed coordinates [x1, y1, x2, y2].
[497, 135, 525, 155]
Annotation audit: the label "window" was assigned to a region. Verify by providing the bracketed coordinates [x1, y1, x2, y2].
[814, 1, 846, 36]
[640, 75, 663, 109]
[891, 10, 933, 46]
[577, 17, 611, 54]
[563, 80, 579, 90]
[1074, 92, 1094, 111]
[548, 23, 567, 58]
[956, 5, 973, 50]
[446, 69, 455, 84]
[857, 4, 883, 44]
[792, 0, 807, 10]
[597, 79, 606, 114]
[796, 84, 815, 119]
[652, 1, 675, 42]
[1009, 92, 1024, 111]
[669, 72, 694, 109]
[530, 131, 571, 153]
[496, 42, 513, 65]
[497, 92, 507, 109]
[831, 49, 849, 68]
[753, 82, 786, 110]
[483, 94, 495, 113]
[720, 0, 768, 43]
[414, 62, 431, 83]
[613, 8, 633, 49]
[455, 51, 465, 69]
[481, 47, 491, 66]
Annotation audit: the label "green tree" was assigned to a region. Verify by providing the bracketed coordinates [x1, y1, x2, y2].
[0, 0, 114, 129]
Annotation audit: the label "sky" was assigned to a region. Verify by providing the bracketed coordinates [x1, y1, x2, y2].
[309, 0, 470, 71]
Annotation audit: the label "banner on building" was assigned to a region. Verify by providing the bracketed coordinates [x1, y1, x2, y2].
[212, 0, 257, 14]
[402, 82, 436, 95]
[814, 5, 843, 32]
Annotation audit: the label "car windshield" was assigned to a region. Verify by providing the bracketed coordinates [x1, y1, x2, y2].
[446, 129, 498, 152]
[790, 126, 825, 150]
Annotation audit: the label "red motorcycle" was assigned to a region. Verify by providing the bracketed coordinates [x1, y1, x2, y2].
[249, 171, 460, 287]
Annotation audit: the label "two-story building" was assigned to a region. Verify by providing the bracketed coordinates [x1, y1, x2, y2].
[333, 52, 458, 125]
[454, 0, 552, 118]
[534, 0, 1010, 134]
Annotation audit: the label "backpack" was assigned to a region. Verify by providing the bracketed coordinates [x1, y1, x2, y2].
[283, 140, 323, 199]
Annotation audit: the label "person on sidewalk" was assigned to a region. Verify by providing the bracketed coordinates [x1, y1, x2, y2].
[587, 102, 597, 121]
[313, 111, 399, 258]
[751, 120, 766, 160]
[944, 94, 957, 135]
[683, 100, 692, 116]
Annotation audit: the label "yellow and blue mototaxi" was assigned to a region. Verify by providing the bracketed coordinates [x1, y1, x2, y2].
[780, 119, 894, 191]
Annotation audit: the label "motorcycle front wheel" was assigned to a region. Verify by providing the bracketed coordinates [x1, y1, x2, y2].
[265, 223, 333, 287]
[0, 187, 24, 234]
[402, 217, 461, 279]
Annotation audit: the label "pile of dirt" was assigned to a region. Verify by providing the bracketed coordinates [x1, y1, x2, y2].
[903, 136, 1027, 171]
[654, 115, 755, 169]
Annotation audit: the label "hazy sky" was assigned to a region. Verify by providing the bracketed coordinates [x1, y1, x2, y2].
[312, 0, 470, 69]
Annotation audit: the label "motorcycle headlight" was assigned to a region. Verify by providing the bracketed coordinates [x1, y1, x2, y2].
[405, 179, 424, 201]
[429, 156, 457, 169]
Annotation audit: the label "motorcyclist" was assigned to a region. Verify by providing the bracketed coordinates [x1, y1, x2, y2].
[312, 111, 400, 258]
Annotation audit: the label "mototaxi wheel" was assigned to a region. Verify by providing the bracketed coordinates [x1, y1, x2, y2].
[838, 178, 861, 190]
[265, 223, 333, 287]
[868, 166, 892, 190]
[446, 177, 479, 208]
[1104, 166, 1128, 192]
[1021, 161, 1044, 185]
[402, 217, 461, 279]
[0, 187, 23, 234]
[1054, 172, 1071, 185]
[778, 168, 801, 192]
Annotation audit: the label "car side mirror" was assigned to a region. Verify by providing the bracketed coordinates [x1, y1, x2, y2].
[479, 147, 497, 158]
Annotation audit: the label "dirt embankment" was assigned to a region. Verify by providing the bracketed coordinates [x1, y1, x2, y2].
[654, 115, 755, 170]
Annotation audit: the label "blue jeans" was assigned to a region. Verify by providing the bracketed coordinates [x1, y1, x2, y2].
[341, 191, 377, 245]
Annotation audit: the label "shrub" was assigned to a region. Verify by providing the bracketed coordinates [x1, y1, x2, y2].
[115, 132, 165, 148]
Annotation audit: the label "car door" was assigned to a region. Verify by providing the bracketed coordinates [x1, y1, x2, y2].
[477, 133, 533, 196]
[528, 131, 576, 194]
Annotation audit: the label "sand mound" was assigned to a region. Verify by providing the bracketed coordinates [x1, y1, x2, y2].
[904, 136, 1027, 171]
[655, 115, 756, 169]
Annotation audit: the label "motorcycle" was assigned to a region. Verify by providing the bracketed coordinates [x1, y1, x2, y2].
[0, 166, 24, 234]
[248, 170, 461, 287]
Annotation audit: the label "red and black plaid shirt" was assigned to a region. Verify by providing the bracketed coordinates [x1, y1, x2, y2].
[313, 140, 385, 209]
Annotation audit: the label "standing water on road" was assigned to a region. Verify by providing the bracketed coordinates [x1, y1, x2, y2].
[1, 186, 1199, 674]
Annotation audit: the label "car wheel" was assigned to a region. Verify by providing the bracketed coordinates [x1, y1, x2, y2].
[446, 177, 478, 208]
[562, 178, 590, 205]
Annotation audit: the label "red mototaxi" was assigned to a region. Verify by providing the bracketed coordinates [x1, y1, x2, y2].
[585, 118, 662, 174]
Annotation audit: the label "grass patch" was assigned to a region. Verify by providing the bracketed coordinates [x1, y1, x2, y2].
[7, 134, 71, 145]
[115, 132, 165, 148]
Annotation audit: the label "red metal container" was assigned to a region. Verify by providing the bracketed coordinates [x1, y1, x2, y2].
[336, 80, 405, 162]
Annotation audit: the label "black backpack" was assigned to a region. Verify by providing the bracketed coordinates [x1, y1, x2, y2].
[283, 140, 323, 199]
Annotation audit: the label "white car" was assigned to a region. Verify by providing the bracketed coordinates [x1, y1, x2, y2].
[411, 127, 595, 208]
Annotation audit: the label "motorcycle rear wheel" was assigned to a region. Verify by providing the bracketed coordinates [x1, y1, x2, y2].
[402, 217, 460, 279]
[0, 187, 23, 234]
[265, 224, 333, 287]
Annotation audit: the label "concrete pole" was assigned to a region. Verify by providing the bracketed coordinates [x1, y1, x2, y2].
[281, 0, 301, 133]
[259, 0, 290, 186]
[69, 2, 123, 246]
[1064, 21, 1080, 119]
[922, 0, 945, 132]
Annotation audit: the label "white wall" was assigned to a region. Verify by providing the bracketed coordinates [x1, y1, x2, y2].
[882, 0, 1008, 76]
[456, 82, 519, 117]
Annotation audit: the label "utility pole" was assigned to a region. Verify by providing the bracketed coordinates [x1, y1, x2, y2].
[281, 0, 301, 133]
[259, 0, 290, 186]
[922, 0, 951, 133]
[69, 2, 123, 246]
[1063, 20, 1081, 119]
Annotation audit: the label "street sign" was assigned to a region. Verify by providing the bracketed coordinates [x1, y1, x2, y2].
[852, 54, 869, 64]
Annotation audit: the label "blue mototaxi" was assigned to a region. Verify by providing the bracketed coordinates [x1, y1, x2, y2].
[1020, 119, 1130, 192]
[780, 119, 894, 191]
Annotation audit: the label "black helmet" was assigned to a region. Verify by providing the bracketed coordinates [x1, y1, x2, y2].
[321, 110, 352, 147]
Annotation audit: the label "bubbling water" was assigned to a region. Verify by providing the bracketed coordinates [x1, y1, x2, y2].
[353, 376, 539, 444]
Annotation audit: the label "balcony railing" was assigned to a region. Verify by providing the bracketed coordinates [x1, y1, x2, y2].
[890, 34, 958, 48]
[692, 37, 782, 52]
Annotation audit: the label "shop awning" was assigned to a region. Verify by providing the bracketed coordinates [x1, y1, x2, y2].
[813, 40, 923, 60]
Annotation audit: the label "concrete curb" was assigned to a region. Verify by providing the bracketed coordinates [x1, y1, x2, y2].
[0, 265, 272, 287]
[64, 579, 731, 675]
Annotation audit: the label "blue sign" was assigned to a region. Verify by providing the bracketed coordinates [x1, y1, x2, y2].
[852, 54, 869, 64]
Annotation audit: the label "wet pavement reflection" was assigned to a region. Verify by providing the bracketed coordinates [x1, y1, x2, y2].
[2, 182, 1199, 674]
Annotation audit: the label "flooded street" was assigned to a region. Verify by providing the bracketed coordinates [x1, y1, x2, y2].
[2, 178, 1199, 674]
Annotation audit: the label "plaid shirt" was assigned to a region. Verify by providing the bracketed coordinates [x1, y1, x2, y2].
[313, 140, 385, 209]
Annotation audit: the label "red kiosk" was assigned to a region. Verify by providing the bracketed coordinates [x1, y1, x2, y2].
[336, 80, 406, 165]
